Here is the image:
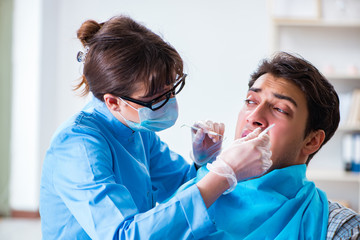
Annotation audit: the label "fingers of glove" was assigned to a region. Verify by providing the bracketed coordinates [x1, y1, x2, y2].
[248, 132, 271, 148]
[214, 122, 225, 142]
[193, 120, 212, 139]
[231, 132, 268, 150]
[224, 140, 271, 176]
[242, 127, 262, 141]
[195, 120, 225, 143]
[200, 120, 224, 135]
[210, 122, 225, 135]
[243, 155, 272, 180]
[235, 161, 266, 182]
[194, 120, 209, 131]
[207, 121, 225, 143]
[219, 140, 260, 169]
[262, 158, 273, 171]
[259, 148, 272, 161]
[205, 120, 213, 127]
[258, 124, 275, 138]
[209, 121, 218, 142]
[204, 120, 217, 141]
[219, 122, 225, 135]
[256, 143, 272, 171]
[255, 137, 272, 161]
[192, 128, 206, 145]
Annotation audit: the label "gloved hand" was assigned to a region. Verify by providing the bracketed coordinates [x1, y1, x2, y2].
[212, 127, 272, 182]
[191, 120, 225, 166]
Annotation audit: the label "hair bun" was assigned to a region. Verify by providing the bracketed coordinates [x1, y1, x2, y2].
[77, 20, 103, 46]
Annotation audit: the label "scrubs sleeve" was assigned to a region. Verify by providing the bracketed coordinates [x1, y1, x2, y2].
[147, 133, 197, 202]
[52, 127, 215, 240]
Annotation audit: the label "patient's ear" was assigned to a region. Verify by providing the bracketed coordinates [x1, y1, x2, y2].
[302, 130, 325, 156]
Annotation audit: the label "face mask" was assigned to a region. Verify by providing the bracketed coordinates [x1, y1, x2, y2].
[118, 97, 178, 132]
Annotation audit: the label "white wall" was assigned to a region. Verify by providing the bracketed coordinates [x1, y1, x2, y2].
[54, 0, 271, 159]
[10, 0, 270, 210]
[11, 0, 43, 211]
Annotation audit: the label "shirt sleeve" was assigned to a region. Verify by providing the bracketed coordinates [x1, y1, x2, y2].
[146, 133, 197, 202]
[327, 201, 360, 239]
[52, 127, 215, 240]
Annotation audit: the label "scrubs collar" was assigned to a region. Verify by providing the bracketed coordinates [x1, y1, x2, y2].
[88, 97, 135, 137]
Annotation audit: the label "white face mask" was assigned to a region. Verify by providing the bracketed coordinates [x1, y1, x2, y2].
[118, 97, 179, 132]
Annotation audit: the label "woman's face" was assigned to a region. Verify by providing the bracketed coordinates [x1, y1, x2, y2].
[116, 83, 173, 123]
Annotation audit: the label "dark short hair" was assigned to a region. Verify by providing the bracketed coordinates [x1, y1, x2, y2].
[249, 52, 340, 163]
[75, 15, 184, 100]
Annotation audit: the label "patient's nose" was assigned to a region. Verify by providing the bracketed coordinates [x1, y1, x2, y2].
[246, 105, 267, 128]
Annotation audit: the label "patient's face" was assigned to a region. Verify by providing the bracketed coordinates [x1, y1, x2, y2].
[235, 73, 309, 171]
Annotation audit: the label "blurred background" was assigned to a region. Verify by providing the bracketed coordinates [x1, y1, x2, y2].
[1, 0, 360, 239]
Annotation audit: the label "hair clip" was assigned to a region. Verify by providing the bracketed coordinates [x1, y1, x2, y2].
[76, 46, 89, 63]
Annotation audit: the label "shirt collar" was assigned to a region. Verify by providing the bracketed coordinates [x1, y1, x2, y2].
[85, 96, 135, 137]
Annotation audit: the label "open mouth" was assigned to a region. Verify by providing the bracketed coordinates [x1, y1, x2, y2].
[241, 124, 275, 139]
[241, 130, 251, 138]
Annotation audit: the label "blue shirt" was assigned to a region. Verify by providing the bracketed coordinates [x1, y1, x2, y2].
[40, 97, 216, 239]
[176, 165, 329, 240]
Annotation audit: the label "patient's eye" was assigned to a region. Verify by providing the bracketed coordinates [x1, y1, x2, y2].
[274, 107, 288, 115]
[245, 95, 257, 105]
[245, 99, 256, 105]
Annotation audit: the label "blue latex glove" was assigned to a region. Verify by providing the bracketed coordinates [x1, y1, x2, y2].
[191, 120, 225, 166]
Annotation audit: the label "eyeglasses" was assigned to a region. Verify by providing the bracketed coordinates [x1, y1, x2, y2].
[120, 74, 187, 111]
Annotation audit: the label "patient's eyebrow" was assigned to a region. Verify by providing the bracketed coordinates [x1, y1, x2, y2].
[249, 87, 261, 93]
[273, 93, 298, 107]
[248, 87, 298, 107]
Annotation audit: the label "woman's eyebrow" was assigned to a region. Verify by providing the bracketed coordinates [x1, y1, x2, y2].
[248, 87, 298, 107]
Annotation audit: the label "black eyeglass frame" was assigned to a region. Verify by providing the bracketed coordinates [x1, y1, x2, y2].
[120, 74, 187, 111]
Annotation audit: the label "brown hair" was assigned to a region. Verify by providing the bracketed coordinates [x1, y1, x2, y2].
[75, 15, 184, 100]
[249, 52, 340, 163]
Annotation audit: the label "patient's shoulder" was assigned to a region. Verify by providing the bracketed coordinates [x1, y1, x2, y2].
[327, 200, 360, 239]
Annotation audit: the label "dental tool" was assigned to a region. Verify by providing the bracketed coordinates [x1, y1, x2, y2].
[259, 124, 275, 138]
[181, 124, 224, 137]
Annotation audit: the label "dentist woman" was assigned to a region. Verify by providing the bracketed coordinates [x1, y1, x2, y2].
[39, 15, 272, 239]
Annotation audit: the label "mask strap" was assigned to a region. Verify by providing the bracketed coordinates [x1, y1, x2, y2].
[117, 105, 138, 129]
[118, 97, 139, 112]
[117, 111, 127, 121]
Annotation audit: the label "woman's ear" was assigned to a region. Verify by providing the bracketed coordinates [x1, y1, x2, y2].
[103, 94, 121, 111]
[302, 129, 325, 156]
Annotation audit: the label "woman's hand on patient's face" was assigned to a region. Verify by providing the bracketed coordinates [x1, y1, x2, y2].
[191, 120, 225, 166]
[219, 127, 272, 181]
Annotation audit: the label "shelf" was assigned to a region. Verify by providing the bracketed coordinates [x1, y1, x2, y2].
[307, 169, 360, 182]
[326, 74, 360, 81]
[273, 18, 360, 27]
[339, 125, 360, 132]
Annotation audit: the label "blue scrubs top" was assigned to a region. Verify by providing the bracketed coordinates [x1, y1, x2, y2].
[40, 97, 216, 239]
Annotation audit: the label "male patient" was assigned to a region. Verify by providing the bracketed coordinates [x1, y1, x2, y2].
[186, 52, 360, 239]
